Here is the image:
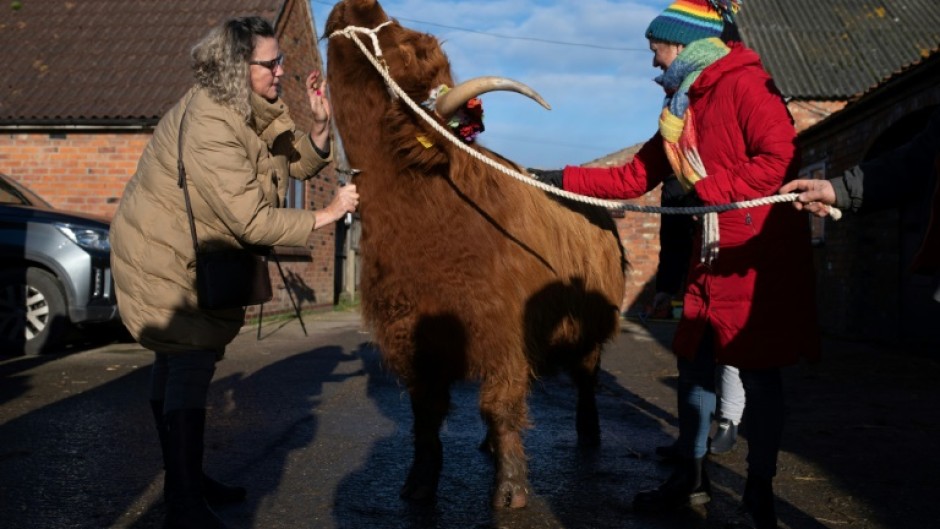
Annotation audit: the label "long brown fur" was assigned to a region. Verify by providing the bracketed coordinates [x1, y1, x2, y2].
[326, 0, 627, 509]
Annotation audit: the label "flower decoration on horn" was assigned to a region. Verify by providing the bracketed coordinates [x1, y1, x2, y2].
[423, 85, 485, 144]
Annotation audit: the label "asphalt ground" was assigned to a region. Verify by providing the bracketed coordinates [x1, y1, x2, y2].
[1, 310, 937, 529]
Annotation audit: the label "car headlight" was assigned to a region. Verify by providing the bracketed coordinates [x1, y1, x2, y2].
[55, 223, 111, 252]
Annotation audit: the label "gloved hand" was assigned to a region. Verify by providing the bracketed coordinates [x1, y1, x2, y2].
[678, 189, 703, 209]
[527, 168, 564, 188]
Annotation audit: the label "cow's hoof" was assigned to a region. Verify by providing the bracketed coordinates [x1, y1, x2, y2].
[492, 480, 528, 509]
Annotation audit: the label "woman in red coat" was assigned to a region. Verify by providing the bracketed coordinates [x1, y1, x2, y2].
[534, 1, 819, 527]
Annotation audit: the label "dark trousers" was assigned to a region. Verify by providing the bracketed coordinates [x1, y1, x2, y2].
[150, 351, 218, 412]
[676, 329, 786, 478]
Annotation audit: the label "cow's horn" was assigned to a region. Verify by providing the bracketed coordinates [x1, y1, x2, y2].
[434, 76, 551, 119]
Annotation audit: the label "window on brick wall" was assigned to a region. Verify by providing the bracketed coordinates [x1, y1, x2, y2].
[285, 177, 305, 209]
[798, 161, 827, 245]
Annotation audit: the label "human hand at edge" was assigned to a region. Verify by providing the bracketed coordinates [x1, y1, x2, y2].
[779, 179, 837, 218]
[307, 70, 331, 150]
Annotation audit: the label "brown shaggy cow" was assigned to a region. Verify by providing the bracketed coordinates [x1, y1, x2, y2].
[326, 0, 627, 509]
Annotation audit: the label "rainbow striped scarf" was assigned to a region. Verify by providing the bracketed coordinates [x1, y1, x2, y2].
[656, 37, 730, 192]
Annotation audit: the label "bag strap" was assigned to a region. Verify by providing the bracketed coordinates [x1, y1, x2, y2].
[176, 103, 200, 257]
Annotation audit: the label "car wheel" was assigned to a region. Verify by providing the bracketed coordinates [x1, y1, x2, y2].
[0, 267, 70, 356]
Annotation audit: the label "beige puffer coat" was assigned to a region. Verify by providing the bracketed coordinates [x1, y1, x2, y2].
[110, 86, 331, 353]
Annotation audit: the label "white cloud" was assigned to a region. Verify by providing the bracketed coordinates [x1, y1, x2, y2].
[312, 0, 672, 167]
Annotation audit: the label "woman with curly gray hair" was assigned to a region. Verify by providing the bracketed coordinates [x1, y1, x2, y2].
[109, 16, 358, 529]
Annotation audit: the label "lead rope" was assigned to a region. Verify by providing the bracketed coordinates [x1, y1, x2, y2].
[330, 23, 842, 264]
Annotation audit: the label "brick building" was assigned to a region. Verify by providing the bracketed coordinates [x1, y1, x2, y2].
[0, 0, 347, 319]
[796, 55, 939, 346]
[739, 0, 940, 346]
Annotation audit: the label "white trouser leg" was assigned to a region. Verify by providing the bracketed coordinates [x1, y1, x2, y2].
[717, 365, 745, 423]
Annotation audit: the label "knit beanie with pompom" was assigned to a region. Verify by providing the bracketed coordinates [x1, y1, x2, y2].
[645, 0, 741, 45]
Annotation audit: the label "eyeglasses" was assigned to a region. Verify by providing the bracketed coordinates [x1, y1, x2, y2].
[249, 54, 284, 71]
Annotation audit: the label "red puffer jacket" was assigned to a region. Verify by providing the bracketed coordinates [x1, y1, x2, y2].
[563, 43, 820, 369]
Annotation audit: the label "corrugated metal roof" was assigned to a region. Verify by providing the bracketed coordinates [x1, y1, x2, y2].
[799, 48, 940, 138]
[737, 0, 940, 100]
[0, 1, 285, 123]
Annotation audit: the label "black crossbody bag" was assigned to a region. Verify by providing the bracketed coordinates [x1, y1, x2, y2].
[177, 106, 273, 310]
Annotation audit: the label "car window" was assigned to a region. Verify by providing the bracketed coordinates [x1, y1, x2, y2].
[0, 175, 53, 207]
[0, 179, 28, 205]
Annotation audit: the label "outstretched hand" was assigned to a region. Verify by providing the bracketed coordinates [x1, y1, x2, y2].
[330, 183, 359, 218]
[314, 183, 359, 230]
[527, 168, 564, 188]
[779, 179, 838, 218]
[307, 71, 331, 149]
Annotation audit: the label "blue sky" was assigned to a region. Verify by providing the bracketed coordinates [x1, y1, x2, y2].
[310, 0, 672, 168]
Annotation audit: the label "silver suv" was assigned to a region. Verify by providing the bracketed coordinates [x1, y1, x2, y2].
[0, 173, 119, 355]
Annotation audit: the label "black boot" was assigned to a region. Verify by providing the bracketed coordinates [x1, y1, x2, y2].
[163, 408, 228, 529]
[726, 475, 778, 529]
[151, 401, 246, 505]
[654, 442, 680, 462]
[633, 456, 711, 512]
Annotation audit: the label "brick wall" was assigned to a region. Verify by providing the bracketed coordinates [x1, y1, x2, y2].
[788, 100, 846, 133]
[613, 190, 665, 315]
[0, 131, 149, 217]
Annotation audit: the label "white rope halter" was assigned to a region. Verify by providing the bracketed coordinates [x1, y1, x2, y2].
[329, 22, 842, 264]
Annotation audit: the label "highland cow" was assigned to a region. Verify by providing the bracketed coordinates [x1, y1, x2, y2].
[326, 0, 626, 508]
